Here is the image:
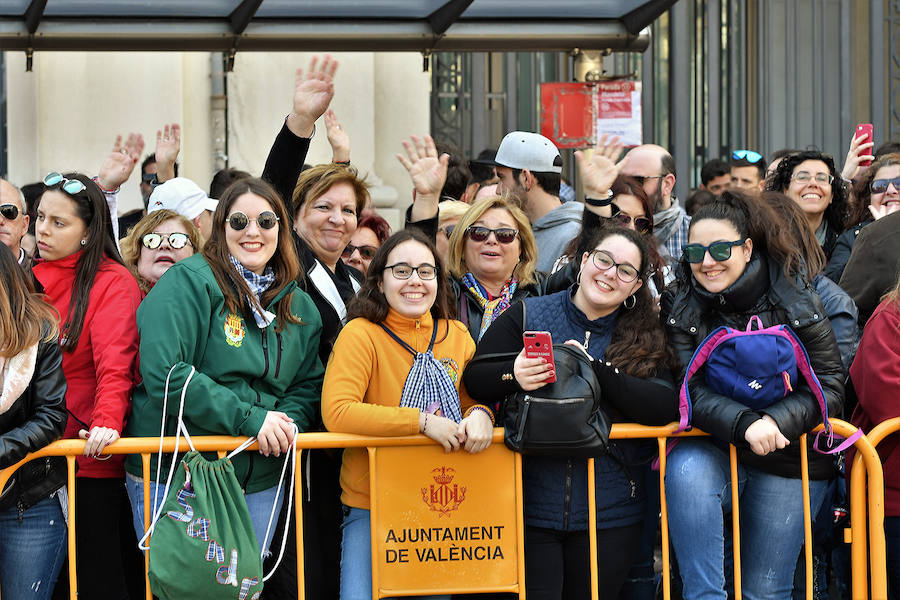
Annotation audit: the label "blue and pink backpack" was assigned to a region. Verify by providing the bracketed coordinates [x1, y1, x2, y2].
[677, 315, 857, 454]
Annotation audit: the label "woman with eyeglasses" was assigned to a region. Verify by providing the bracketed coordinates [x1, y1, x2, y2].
[462, 225, 677, 600]
[823, 152, 900, 283]
[0, 244, 68, 600]
[342, 210, 390, 275]
[322, 229, 494, 599]
[120, 209, 202, 294]
[124, 177, 323, 556]
[766, 150, 848, 261]
[31, 172, 143, 599]
[660, 190, 844, 600]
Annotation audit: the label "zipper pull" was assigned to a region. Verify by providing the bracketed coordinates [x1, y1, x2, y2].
[630, 479, 636, 499]
[583, 330, 591, 350]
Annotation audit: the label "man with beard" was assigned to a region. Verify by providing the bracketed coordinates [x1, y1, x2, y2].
[620, 144, 688, 265]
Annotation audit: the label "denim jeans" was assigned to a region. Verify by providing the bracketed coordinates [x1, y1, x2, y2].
[340, 505, 450, 600]
[125, 472, 284, 556]
[665, 439, 828, 600]
[0, 494, 67, 599]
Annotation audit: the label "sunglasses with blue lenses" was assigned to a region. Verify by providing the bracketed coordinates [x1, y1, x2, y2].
[682, 239, 746, 263]
[732, 150, 764, 164]
[43, 172, 86, 195]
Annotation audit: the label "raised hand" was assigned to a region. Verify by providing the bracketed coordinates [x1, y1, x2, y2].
[287, 54, 339, 138]
[397, 134, 449, 222]
[324, 109, 351, 163]
[841, 131, 876, 182]
[155, 123, 181, 183]
[97, 133, 144, 191]
[574, 133, 627, 198]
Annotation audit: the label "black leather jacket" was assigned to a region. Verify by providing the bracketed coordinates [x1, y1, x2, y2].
[0, 328, 68, 514]
[660, 254, 844, 479]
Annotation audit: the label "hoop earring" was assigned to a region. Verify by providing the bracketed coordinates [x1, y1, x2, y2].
[623, 294, 636, 310]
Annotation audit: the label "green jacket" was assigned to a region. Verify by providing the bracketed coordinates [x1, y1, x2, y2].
[125, 254, 324, 493]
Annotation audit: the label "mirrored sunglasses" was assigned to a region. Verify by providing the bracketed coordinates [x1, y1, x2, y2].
[0, 203, 20, 220]
[141, 232, 192, 250]
[871, 177, 900, 194]
[439, 224, 456, 239]
[682, 240, 746, 263]
[43, 172, 86, 195]
[732, 150, 764, 164]
[465, 226, 518, 244]
[342, 244, 378, 260]
[227, 211, 279, 231]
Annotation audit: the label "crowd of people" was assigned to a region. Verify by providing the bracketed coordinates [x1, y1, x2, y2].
[1, 53, 899, 600]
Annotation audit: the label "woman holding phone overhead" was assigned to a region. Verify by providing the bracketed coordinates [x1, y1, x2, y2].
[463, 226, 677, 600]
[322, 229, 493, 600]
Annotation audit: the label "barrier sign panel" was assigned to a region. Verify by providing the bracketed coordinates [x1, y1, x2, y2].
[540, 81, 642, 149]
[370, 444, 521, 596]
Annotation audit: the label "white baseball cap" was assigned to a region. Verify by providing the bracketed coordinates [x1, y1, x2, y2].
[148, 177, 218, 220]
[494, 131, 562, 174]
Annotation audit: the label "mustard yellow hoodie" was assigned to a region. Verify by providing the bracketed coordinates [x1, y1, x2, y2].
[322, 309, 476, 509]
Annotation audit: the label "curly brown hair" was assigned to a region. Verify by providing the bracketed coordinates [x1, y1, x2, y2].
[847, 153, 900, 227]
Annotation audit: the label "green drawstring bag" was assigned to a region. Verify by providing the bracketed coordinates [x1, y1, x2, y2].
[138, 366, 296, 600]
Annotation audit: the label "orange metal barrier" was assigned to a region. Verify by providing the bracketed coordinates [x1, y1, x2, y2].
[0, 420, 884, 600]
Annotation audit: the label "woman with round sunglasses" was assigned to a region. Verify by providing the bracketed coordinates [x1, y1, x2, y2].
[823, 152, 900, 283]
[660, 190, 844, 600]
[31, 171, 144, 599]
[0, 244, 68, 600]
[120, 208, 202, 294]
[463, 226, 677, 600]
[766, 150, 848, 261]
[342, 210, 390, 275]
[322, 229, 494, 599]
[124, 177, 323, 555]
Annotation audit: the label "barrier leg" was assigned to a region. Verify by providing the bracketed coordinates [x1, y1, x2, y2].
[588, 458, 598, 600]
[800, 434, 813, 600]
[296, 449, 306, 600]
[658, 438, 671, 600]
[67, 455, 77, 600]
[515, 453, 525, 600]
[141, 453, 152, 600]
[729, 446, 742, 600]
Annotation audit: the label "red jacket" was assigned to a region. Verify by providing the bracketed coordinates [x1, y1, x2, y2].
[849, 298, 900, 516]
[33, 252, 141, 478]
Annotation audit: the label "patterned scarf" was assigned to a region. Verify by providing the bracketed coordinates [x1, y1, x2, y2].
[461, 272, 518, 341]
[379, 323, 462, 423]
[228, 254, 276, 328]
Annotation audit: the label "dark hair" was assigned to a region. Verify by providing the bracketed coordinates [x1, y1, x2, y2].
[0, 244, 58, 357]
[731, 156, 766, 180]
[661, 152, 676, 178]
[759, 191, 825, 276]
[685, 189, 716, 216]
[357, 211, 391, 244]
[578, 227, 674, 377]
[874, 142, 900, 161]
[346, 230, 451, 324]
[21, 181, 43, 236]
[209, 168, 252, 199]
[766, 150, 848, 234]
[141, 153, 178, 177]
[847, 153, 900, 227]
[435, 141, 472, 202]
[510, 168, 562, 196]
[40, 173, 126, 352]
[700, 159, 730, 184]
[201, 177, 302, 332]
[469, 148, 497, 185]
[770, 148, 800, 162]
[690, 189, 805, 282]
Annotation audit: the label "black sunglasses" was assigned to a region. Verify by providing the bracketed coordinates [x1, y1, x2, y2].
[342, 243, 378, 260]
[609, 213, 652, 234]
[227, 211, 279, 231]
[465, 226, 518, 244]
[631, 175, 663, 186]
[141, 232, 192, 250]
[682, 240, 746, 263]
[0, 203, 20, 220]
[439, 224, 456, 239]
[871, 177, 900, 194]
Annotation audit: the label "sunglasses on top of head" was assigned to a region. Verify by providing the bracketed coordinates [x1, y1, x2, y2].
[0, 204, 21, 220]
[732, 150, 764, 164]
[141, 232, 192, 250]
[227, 211, 279, 231]
[465, 226, 518, 244]
[682, 239, 746, 264]
[43, 172, 86, 195]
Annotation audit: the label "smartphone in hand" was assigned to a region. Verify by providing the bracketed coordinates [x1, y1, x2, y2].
[857, 123, 874, 168]
[524, 331, 556, 383]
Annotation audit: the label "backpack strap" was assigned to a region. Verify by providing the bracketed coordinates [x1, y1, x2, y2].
[677, 325, 731, 432]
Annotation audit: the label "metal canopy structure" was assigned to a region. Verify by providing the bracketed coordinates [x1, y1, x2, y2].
[0, 0, 675, 54]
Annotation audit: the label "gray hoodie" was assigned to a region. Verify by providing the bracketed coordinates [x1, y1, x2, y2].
[531, 201, 584, 273]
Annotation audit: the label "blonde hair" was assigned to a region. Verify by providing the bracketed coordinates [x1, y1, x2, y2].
[884, 271, 900, 307]
[120, 209, 202, 293]
[446, 195, 538, 286]
[438, 200, 470, 225]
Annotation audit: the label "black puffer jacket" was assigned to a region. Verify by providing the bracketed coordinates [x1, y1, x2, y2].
[0, 327, 68, 514]
[659, 253, 844, 479]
